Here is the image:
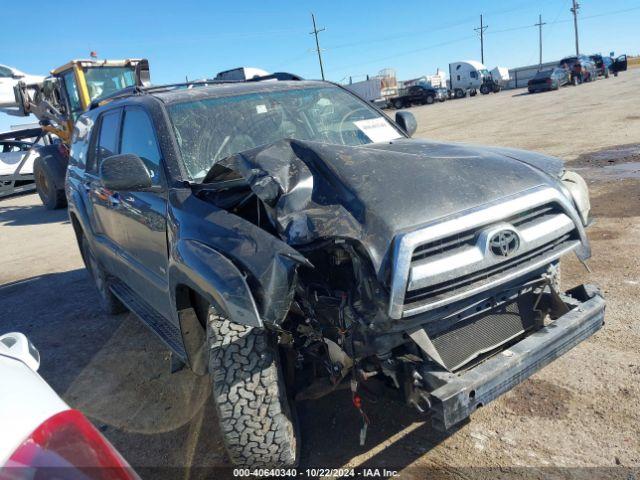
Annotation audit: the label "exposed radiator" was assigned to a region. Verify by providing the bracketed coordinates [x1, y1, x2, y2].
[427, 295, 538, 371]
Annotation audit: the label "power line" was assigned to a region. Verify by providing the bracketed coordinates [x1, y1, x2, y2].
[474, 14, 489, 64]
[326, 34, 475, 74]
[535, 14, 547, 68]
[310, 13, 326, 80]
[300, 3, 640, 79]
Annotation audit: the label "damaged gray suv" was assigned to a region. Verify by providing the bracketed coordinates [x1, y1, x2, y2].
[65, 76, 605, 467]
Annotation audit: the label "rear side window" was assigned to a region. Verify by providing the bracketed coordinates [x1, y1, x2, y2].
[119, 108, 162, 184]
[87, 109, 120, 174]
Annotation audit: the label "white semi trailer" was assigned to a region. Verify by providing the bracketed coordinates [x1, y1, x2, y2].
[344, 74, 398, 108]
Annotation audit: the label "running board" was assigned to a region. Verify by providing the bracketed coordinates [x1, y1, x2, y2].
[110, 280, 187, 361]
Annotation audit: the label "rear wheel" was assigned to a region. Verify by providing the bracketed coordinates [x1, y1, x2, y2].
[454, 89, 465, 99]
[207, 311, 299, 467]
[81, 236, 126, 315]
[392, 99, 404, 109]
[34, 159, 66, 210]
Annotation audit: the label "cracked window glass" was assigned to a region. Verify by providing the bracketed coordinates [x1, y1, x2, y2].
[167, 86, 402, 181]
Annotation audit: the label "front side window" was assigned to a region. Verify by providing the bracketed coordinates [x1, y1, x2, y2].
[88, 110, 120, 174]
[168, 86, 402, 181]
[120, 108, 162, 184]
[0, 66, 13, 77]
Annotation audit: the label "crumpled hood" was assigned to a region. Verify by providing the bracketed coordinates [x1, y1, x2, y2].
[209, 138, 566, 277]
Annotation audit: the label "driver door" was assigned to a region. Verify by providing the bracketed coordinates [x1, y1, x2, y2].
[104, 106, 171, 318]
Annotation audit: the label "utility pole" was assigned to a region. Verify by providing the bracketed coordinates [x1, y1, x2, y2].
[570, 0, 580, 56]
[310, 13, 326, 80]
[474, 15, 489, 64]
[535, 14, 546, 69]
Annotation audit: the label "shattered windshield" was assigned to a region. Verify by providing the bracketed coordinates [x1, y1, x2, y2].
[167, 85, 403, 181]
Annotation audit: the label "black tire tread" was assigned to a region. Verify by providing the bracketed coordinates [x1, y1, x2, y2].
[34, 157, 67, 210]
[81, 236, 126, 315]
[207, 312, 298, 467]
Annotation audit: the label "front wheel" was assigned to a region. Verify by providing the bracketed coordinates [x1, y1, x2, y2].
[81, 236, 126, 315]
[425, 95, 435, 105]
[207, 311, 299, 467]
[392, 99, 404, 109]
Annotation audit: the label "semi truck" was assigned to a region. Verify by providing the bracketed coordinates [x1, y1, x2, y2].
[448, 61, 510, 97]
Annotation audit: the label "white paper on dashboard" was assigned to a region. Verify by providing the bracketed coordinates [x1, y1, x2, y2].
[353, 118, 402, 143]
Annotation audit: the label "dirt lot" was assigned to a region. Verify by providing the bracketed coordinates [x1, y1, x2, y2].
[1, 69, 639, 478]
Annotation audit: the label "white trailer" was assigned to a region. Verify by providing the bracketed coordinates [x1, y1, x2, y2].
[214, 67, 270, 81]
[448, 60, 491, 98]
[344, 76, 398, 108]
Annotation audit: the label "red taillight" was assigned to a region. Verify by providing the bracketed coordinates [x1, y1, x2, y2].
[2, 410, 137, 479]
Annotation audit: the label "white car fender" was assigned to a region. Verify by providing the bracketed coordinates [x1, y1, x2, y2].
[0, 333, 69, 466]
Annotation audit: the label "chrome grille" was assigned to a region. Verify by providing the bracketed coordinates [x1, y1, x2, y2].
[387, 187, 588, 319]
[411, 204, 558, 262]
[404, 234, 573, 308]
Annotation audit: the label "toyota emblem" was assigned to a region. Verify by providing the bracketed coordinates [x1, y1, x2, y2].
[489, 230, 520, 257]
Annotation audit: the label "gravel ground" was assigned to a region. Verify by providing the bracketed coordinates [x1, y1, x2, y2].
[0, 69, 638, 478]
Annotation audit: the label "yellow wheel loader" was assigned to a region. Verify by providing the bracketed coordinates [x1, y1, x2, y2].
[11, 59, 149, 208]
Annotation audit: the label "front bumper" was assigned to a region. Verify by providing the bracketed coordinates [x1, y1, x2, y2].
[427, 284, 605, 430]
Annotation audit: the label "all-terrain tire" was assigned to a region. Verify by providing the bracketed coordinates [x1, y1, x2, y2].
[34, 158, 66, 210]
[207, 311, 298, 467]
[81, 236, 127, 315]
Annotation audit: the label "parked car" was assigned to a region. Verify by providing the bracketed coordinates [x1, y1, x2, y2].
[0, 127, 51, 198]
[0, 332, 137, 478]
[527, 68, 570, 93]
[589, 54, 612, 78]
[389, 84, 445, 108]
[66, 76, 604, 468]
[558, 55, 598, 85]
[0, 65, 44, 108]
[589, 53, 628, 78]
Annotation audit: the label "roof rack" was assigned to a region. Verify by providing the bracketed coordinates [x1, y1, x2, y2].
[89, 71, 304, 110]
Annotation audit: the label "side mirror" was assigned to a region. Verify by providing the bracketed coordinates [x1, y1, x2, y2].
[395, 111, 417, 137]
[100, 154, 152, 191]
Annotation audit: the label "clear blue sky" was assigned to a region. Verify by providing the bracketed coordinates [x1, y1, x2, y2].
[1, 0, 638, 131]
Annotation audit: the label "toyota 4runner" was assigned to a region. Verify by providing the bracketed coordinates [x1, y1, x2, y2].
[65, 76, 605, 467]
